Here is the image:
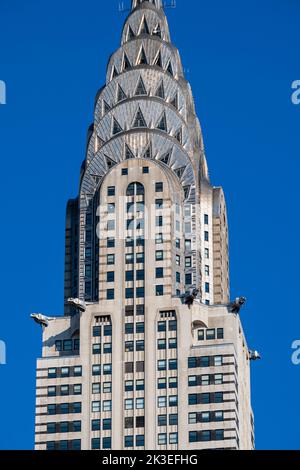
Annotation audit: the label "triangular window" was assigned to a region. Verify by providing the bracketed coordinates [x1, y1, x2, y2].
[112, 67, 118, 79]
[139, 17, 150, 35]
[103, 100, 111, 114]
[117, 84, 127, 102]
[174, 128, 182, 144]
[166, 60, 174, 76]
[137, 47, 148, 65]
[156, 112, 167, 132]
[112, 117, 123, 135]
[133, 107, 147, 128]
[96, 136, 105, 152]
[160, 150, 171, 165]
[125, 144, 135, 160]
[174, 166, 186, 179]
[153, 24, 162, 38]
[153, 51, 162, 68]
[135, 77, 147, 96]
[170, 93, 178, 109]
[123, 54, 131, 71]
[105, 155, 117, 169]
[155, 81, 165, 99]
[127, 26, 135, 41]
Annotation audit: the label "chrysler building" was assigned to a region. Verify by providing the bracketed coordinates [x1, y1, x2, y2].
[34, 0, 255, 450]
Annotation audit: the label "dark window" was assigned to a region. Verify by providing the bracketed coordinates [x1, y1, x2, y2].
[107, 272, 115, 283]
[217, 328, 224, 339]
[103, 325, 112, 336]
[156, 268, 164, 278]
[155, 182, 163, 193]
[122, 168, 128, 176]
[92, 420, 100, 431]
[107, 186, 115, 197]
[156, 285, 164, 296]
[143, 167, 149, 174]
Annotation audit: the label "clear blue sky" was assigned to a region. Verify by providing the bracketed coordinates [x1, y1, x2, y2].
[0, 0, 299, 450]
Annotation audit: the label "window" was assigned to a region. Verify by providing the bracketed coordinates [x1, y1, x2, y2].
[198, 330, 204, 341]
[136, 270, 144, 281]
[156, 216, 163, 227]
[63, 340, 73, 351]
[125, 323, 134, 334]
[158, 396, 167, 408]
[92, 401, 101, 413]
[48, 387, 56, 397]
[217, 328, 224, 339]
[205, 283, 210, 294]
[136, 253, 145, 264]
[158, 360, 166, 371]
[125, 399, 134, 410]
[92, 383, 101, 394]
[169, 414, 178, 426]
[122, 168, 128, 176]
[125, 306, 134, 317]
[73, 403, 82, 414]
[107, 254, 115, 265]
[136, 379, 144, 391]
[136, 435, 145, 447]
[215, 430, 224, 441]
[185, 239, 192, 250]
[176, 272, 181, 283]
[204, 214, 209, 224]
[155, 233, 164, 244]
[125, 362, 134, 374]
[158, 321, 166, 332]
[176, 255, 181, 266]
[155, 182, 163, 193]
[106, 237, 116, 248]
[136, 305, 145, 316]
[143, 167, 149, 174]
[185, 257, 192, 268]
[92, 419, 100, 431]
[156, 285, 164, 296]
[125, 436, 134, 448]
[125, 417, 134, 429]
[91, 438, 100, 450]
[169, 433, 178, 445]
[73, 384, 82, 395]
[158, 433, 167, 445]
[126, 270, 134, 282]
[136, 416, 145, 428]
[103, 382, 112, 393]
[158, 415, 167, 426]
[104, 325, 112, 336]
[93, 344, 101, 355]
[74, 366, 82, 377]
[169, 395, 178, 407]
[125, 341, 134, 352]
[206, 329, 215, 340]
[185, 273, 192, 285]
[136, 361, 145, 372]
[158, 339, 166, 350]
[155, 199, 163, 209]
[204, 231, 209, 242]
[205, 248, 209, 259]
[136, 322, 144, 334]
[107, 271, 115, 283]
[215, 411, 224, 422]
[158, 378, 167, 389]
[156, 250, 164, 261]
[93, 326, 101, 337]
[169, 377, 178, 388]
[169, 359, 177, 370]
[205, 265, 210, 276]
[136, 287, 145, 298]
[176, 238, 180, 249]
[46, 442, 55, 451]
[169, 338, 177, 349]
[107, 289, 115, 300]
[156, 268, 164, 278]
[214, 374, 223, 385]
[48, 368, 57, 379]
[136, 340, 144, 351]
[103, 364, 112, 375]
[103, 400, 112, 412]
[103, 437, 111, 449]
[214, 356, 223, 366]
[61, 368, 70, 378]
[169, 320, 177, 331]
[126, 288, 134, 299]
[125, 380, 134, 392]
[215, 392, 224, 403]
[136, 398, 144, 409]
[47, 423, 56, 434]
[107, 186, 115, 197]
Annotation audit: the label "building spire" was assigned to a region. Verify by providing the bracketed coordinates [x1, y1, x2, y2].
[131, 0, 163, 11]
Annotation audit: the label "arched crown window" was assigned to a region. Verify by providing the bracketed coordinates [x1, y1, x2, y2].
[127, 182, 145, 197]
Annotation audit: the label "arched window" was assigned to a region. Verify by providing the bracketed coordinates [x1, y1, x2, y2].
[126, 182, 145, 197]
